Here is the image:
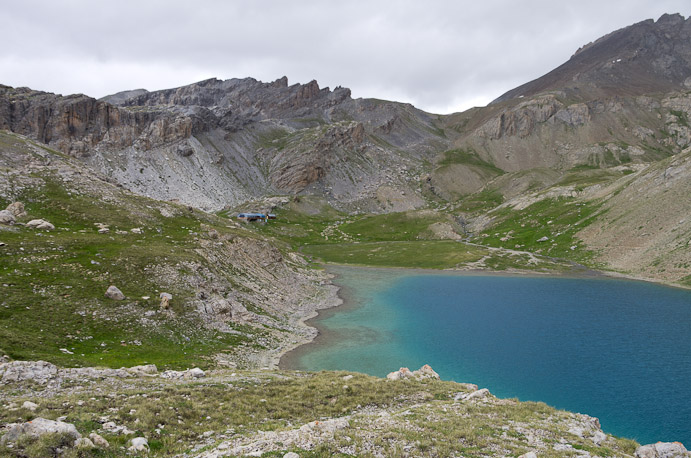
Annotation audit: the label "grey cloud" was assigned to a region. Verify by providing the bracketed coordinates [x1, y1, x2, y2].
[1, 0, 689, 113]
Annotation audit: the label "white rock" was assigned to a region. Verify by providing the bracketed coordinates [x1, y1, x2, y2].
[537, 236, 549, 242]
[1, 360, 58, 384]
[0, 210, 16, 225]
[131, 228, 143, 234]
[129, 436, 149, 452]
[462, 388, 491, 401]
[105, 285, 125, 300]
[591, 430, 607, 446]
[284, 453, 300, 458]
[59, 348, 74, 354]
[413, 364, 440, 379]
[159, 292, 173, 300]
[130, 437, 148, 447]
[635, 442, 690, 458]
[102, 421, 117, 431]
[386, 367, 414, 381]
[36, 221, 55, 230]
[5, 202, 27, 218]
[188, 367, 206, 378]
[26, 219, 55, 230]
[75, 437, 95, 449]
[89, 432, 109, 448]
[2, 418, 81, 443]
[518, 453, 538, 458]
[343, 374, 353, 381]
[21, 401, 38, 411]
[386, 371, 402, 381]
[126, 364, 158, 376]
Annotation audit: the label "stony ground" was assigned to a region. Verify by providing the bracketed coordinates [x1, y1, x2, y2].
[2, 359, 669, 458]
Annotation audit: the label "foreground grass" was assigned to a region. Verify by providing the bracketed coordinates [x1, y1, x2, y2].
[0, 370, 640, 458]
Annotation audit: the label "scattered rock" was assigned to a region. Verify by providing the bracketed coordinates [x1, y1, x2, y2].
[1, 418, 81, 443]
[26, 219, 55, 230]
[75, 437, 96, 449]
[591, 430, 607, 445]
[537, 236, 549, 242]
[456, 388, 492, 401]
[413, 364, 440, 379]
[22, 401, 38, 411]
[98, 227, 110, 234]
[635, 442, 691, 458]
[188, 367, 206, 378]
[387, 365, 440, 381]
[386, 367, 413, 381]
[129, 437, 149, 453]
[126, 364, 158, 376]
[89, 432, 110, 448]
[342, 375, 353, 381]
[161, 367, 206, 379]
[283, 453, 300, 458]
[59, 348, 74, 354]
[0, 210, 16, 225]
[0, 360, 58, 384]
[131, 227, 143, 234]
[105, 285, 125, 300]
[103, 421, 135, 435]
[518, 452, 538, 458]
[5, 202, 27, 218]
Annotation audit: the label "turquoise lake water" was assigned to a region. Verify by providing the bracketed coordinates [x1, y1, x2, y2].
[282, 266, 691, 446]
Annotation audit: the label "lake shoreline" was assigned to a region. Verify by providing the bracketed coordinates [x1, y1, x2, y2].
[278, 262, 654, 371]
[279, 263, 691, 445]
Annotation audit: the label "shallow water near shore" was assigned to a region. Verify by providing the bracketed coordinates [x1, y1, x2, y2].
[281, 265, 691, 446]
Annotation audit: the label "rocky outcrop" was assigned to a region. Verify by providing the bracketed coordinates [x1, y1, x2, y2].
[1, 418, 81, 444]
[269, 122, 366, 193]
[386, 364, 441, 381]
[635, 442, 691, 458]
[0, 86, 205, 156]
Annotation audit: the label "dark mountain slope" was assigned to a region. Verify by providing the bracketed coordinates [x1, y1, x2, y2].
[492, 13, 691, 104]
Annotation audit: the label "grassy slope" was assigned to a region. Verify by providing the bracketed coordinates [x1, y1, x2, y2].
[0, 370, 639, 458]
[0, 141, 277, 369]
[240, 203, 571, 271]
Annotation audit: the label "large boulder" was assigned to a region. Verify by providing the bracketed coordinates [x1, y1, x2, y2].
[105, 285, 125, 300]
[5, 202, 27, 218]
[161, 367, 206, 379]
[635, 442, 691, 458]
[26, 219, 55, 230]
[386, 367, 413, 381]
[125, 364, 158, 376]
[1, 418, 81, 444]
[128, 437, 149, 453]
[0, 210, 15, 225]
[413, 364, 440, 379]
[0, 360, 58, 384]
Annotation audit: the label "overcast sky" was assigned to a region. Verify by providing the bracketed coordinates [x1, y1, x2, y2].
[1, 1, 689, 114]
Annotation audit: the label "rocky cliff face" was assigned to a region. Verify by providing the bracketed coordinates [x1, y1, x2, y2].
[1, 15, 690, 221]
[0, 77, 448, 212]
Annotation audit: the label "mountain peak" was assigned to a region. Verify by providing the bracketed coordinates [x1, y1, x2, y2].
[492, 13, 691, 104]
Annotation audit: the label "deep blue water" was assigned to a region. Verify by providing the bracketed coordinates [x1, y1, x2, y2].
[285, 267, 691, 446]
